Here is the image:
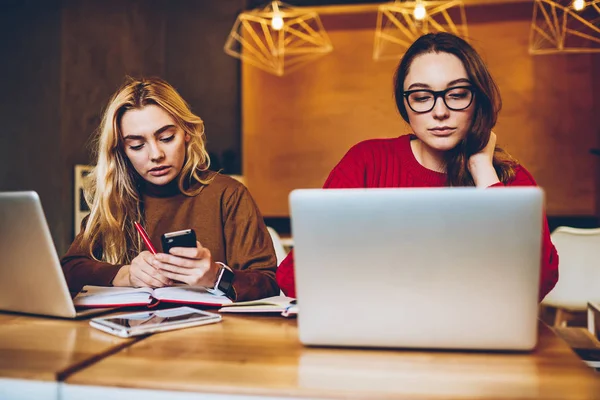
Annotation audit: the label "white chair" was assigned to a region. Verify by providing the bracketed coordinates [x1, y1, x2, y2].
[267, 226, 288, 267]
[542, 226, 600, 327]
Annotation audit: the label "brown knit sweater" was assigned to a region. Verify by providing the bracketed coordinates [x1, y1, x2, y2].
[60, 172, 279, 301]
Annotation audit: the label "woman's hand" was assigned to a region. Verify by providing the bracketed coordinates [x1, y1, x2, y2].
[468, 131, 500, 188]
[113, 251, 172, 288]
[153, 241, 221, 287]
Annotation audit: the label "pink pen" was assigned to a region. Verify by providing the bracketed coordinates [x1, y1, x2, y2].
[134, 221, 157, 255]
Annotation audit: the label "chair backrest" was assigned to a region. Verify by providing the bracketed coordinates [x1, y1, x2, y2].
[542, 226, 600, 310]
[267, 226, 288, 267]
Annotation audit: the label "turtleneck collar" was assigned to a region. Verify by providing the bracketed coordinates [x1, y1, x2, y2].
[140, 178, 182, 198]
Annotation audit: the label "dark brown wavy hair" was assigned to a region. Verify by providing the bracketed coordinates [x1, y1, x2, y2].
[394, 32, 516, 186]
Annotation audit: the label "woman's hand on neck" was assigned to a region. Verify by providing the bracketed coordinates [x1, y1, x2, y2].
[411, 134, 501, 187]
[467, 131, 501, 188]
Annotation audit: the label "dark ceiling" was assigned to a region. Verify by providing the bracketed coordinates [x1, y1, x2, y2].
[245, 0, 385, 9]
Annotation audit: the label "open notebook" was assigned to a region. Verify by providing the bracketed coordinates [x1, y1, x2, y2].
[73, 285, 232, 308]
[219, 295, 296, 314]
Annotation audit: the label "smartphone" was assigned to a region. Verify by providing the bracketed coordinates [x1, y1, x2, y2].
[161, 228, 197, 254]
[89, 306, 222, 338]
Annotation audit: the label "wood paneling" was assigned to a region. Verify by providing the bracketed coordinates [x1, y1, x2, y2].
[0, 1, 64, 249]
[243, 4, 599, 217]
[243, 17, 407, 216]
[60, 0, 166, 252]
[473, 20, 597, 215]
[164, 0, 244, 174]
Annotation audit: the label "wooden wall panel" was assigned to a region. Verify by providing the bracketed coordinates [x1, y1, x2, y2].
[164, 0, 244, 174]
[59, 0, 166, 252]
[61, 0, 166, 163]
[469, 20, 597, 215]
[243, 20, 407, 217]
[0, 0, 63, 249]
[243, 4, 599, 217]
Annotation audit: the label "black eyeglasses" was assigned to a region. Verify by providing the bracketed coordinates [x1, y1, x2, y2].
[403, 86, 475, 113]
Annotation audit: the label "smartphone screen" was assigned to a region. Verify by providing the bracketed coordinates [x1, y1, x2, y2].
[103, 309, 202, 328]
[90, 307, 221, 337]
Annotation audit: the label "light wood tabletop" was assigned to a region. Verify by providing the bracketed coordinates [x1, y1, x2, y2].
[66, 314, 600, 399]
[0, 312, 136, 381]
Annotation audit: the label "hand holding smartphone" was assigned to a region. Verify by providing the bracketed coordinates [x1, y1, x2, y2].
[157, 228, 220, 288]
[161, 229, 197, 254]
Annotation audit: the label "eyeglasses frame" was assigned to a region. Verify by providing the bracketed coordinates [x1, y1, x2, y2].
[402, 86, 475, 113]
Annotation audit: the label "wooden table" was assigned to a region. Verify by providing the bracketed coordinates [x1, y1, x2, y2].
[0, 312, 136, 400]
[65, 314, 600, 400]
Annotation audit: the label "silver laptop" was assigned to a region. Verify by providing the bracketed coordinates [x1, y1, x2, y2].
[290, 187, 543, 351]
[0, 191, 110, 318]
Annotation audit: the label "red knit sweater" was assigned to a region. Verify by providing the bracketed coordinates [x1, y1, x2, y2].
[276, 135, 559, 301]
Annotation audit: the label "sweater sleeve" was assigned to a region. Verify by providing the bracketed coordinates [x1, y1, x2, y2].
[322, 142, 369, 189]
[277, 144, 368, 297]
[488, 166, 559, 301]
[276, 249, 297, 298]
[222, 184, 280, 301]
[60, 219, 123, 293]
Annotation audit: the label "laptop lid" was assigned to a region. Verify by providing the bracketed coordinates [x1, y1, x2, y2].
[290, 187, 543, 351]
[0, 191, 84, 318]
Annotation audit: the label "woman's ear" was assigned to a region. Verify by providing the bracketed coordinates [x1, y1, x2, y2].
[185, 132, 191, 143]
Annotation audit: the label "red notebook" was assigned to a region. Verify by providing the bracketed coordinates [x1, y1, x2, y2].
[73, 285, 232, 308]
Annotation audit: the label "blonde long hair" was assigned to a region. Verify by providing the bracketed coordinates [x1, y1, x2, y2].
[82, 77, 212, 264]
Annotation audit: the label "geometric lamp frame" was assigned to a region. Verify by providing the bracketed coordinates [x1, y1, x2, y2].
[374, 0, 468, 60]
[529, 0, 600, 54]
[224, 1, 333, 76]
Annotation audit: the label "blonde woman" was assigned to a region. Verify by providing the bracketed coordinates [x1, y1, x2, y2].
[61, 77, 279, 301]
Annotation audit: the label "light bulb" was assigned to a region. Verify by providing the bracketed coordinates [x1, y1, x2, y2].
[573, 0, 585, 11]
[271, 14, 284, 30]
[414, 4, 427, 21]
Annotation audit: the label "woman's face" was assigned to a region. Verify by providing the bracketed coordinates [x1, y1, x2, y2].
[120, 104, 189, 186]
[403, 51, 475, 153]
